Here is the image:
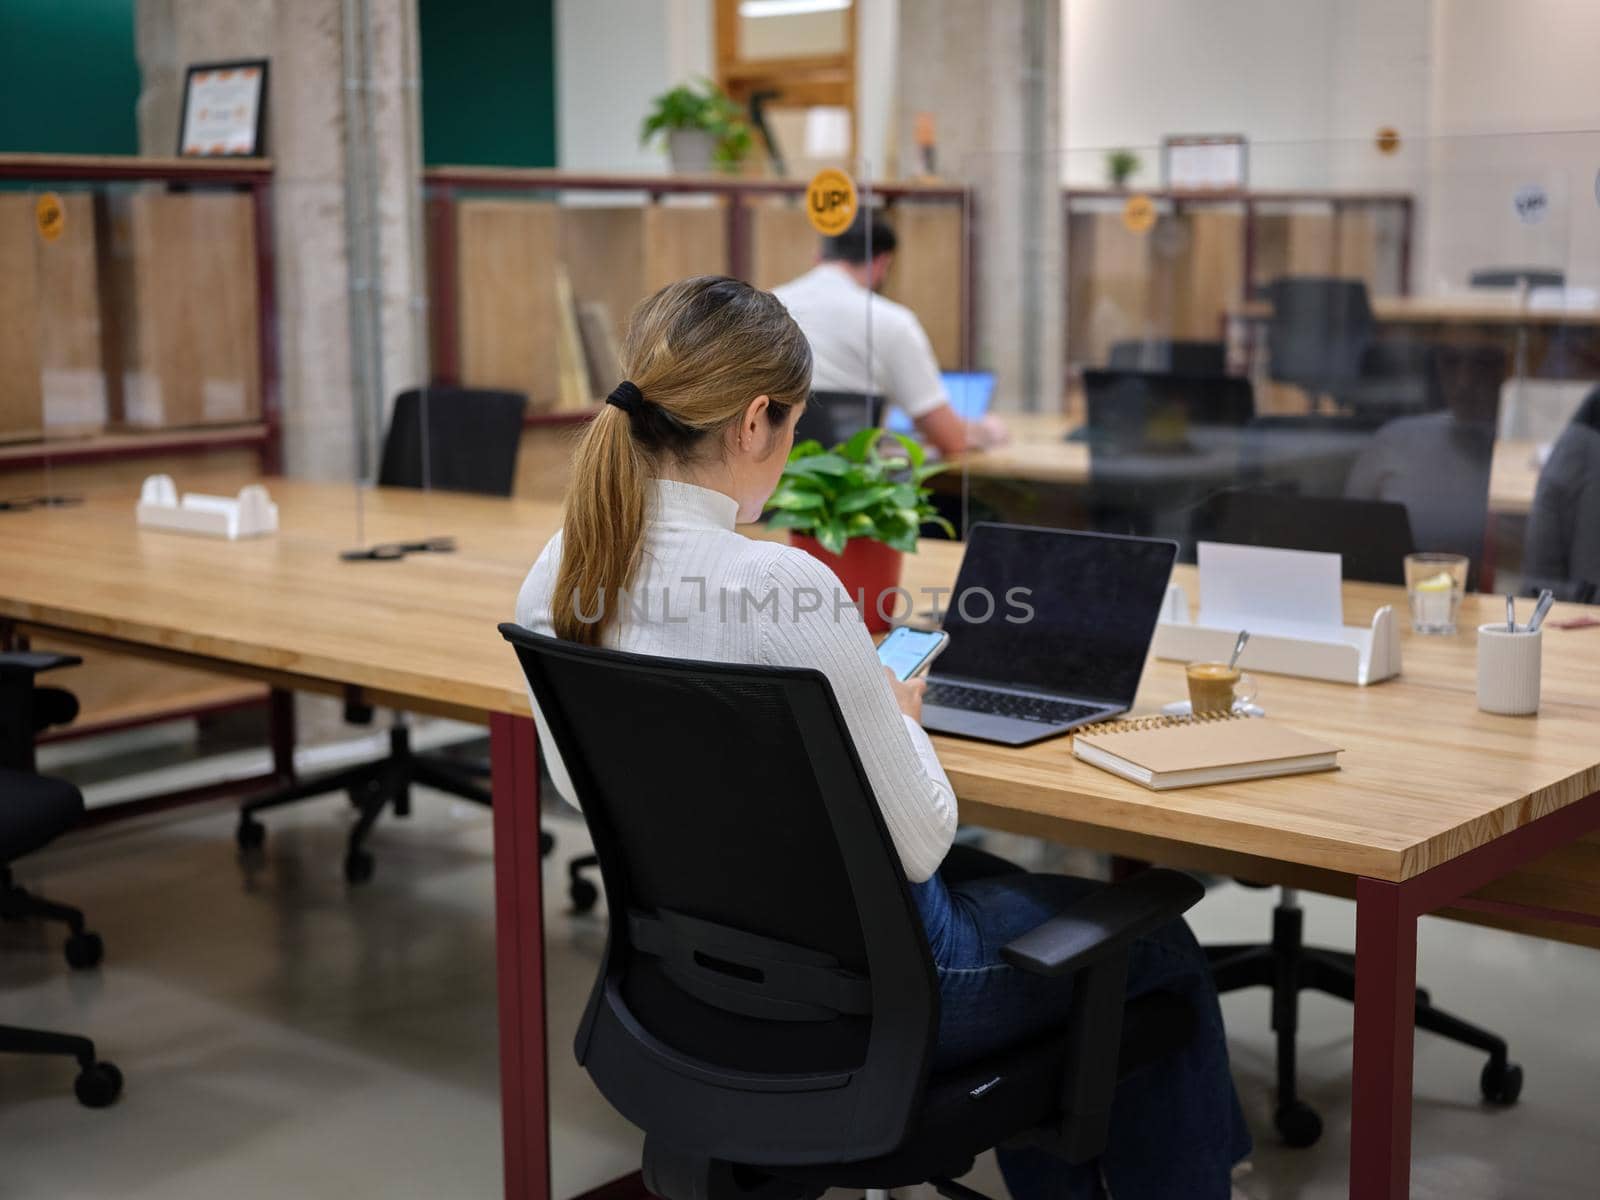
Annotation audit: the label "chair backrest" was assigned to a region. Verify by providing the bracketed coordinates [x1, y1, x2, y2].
[1524, 403, 1600, 601]
[498, 624, 938, 1167]
[794, 390, 886, 449]
[377, 387, 528, 495]
[1193, 489, 1416, 584]
[1083, 369, 1255, 456]
[1470, 267, 1565, 290]
[1265, 277, 1375, 389]
[1107, 339, 1227, 376]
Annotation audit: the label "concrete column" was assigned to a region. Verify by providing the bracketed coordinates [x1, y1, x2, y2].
[896, 0, 1062, 413]
[134, 0, 425, 482]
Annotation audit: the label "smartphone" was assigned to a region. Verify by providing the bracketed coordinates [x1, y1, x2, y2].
[877, 626, 950, 681]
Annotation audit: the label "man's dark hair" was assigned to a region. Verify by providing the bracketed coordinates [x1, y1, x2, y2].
[821, 211, 897, 264]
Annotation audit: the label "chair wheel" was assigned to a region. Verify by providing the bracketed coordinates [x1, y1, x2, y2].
[64, 931, 103, 970]
[236, 816, 266, 851]
[1481, 1059, 1523, 1106]
[344, 850, 375, 885]
[1274, 1100, 1323, 1148]
[540, 830, 555, 857]
[74, 1061, 122, 1108]
[570, 877, 599, 914]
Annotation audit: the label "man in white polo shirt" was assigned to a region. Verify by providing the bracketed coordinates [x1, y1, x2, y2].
[773, 212, 1006, 455]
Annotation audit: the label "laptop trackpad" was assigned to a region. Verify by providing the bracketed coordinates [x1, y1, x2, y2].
[922, 705, 1064, 747]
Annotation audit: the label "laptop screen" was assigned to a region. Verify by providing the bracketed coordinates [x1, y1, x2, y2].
[885, 371, 996, 434]
[933, 524, 1178, 707]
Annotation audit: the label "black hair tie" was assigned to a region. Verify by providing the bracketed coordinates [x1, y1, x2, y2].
[606, 380, 644, 416]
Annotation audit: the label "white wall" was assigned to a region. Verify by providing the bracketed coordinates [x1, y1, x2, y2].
[557, 0, 711, 174]
[1061, 0, 1430, 190]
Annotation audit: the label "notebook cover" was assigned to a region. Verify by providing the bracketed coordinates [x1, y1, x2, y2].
[1074, 719, 1341, 776]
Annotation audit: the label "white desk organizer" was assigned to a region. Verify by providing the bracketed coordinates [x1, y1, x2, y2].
[1151, 542, 1401, 686]
[136, 475, 278, 540]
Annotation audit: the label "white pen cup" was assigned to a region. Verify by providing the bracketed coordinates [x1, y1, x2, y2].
[1477, 624, 1542, 715]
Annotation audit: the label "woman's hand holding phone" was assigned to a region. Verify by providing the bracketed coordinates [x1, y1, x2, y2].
[883, 667, 926, 724]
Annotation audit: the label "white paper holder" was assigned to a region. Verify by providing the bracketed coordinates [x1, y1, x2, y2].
[1153, 584, 1401, 686]
[137, 474, 278, 540]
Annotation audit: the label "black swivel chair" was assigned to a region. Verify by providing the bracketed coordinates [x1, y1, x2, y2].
[1265, 277, 1427, 418]
[794, 390, 886, 448]
[499, 623, 1207, 1198]
[236, 388, 592, 890]
[1, 651, 122, 1107]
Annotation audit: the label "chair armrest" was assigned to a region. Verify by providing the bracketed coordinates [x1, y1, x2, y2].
[1001, 869, 1203, 978]
[0, 651, 83, 678]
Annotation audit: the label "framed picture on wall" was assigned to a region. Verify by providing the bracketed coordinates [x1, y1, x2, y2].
[178, 59, 269, 157]
[1163, 135, 1248, 190]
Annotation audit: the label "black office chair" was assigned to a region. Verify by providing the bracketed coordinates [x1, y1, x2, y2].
[498, 622, 1206, 1198]
[1107, 338, 1227, 376]
[794, 390, 886, 448]
[1, 651, 122, 1108]
[235, 387, 592, 891]
[1470, 267, 1564, 291]
[1193, 490, 1415, 583]
[1265, 277, 1427, 418]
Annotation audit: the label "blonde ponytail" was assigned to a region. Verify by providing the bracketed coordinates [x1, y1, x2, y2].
[551, 276, 812, 645]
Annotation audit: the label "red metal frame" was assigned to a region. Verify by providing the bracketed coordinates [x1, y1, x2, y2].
[491, 712, 549, 1200]
[1349, 786, 1600, 1198]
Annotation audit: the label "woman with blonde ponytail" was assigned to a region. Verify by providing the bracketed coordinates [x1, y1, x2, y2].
[515, 276, 1247, 1200]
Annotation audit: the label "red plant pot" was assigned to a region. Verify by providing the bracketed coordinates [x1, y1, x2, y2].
[789, 533, 905, 633]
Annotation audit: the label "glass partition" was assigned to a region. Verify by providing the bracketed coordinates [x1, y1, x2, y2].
[944, 131, 1600, 611]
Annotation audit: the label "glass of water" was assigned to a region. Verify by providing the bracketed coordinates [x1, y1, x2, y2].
[1405, 552, 1470, 635]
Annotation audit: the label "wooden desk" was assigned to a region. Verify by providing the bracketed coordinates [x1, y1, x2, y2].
[955, 412, 1542, 517]
[3, 481, 1598, 1199]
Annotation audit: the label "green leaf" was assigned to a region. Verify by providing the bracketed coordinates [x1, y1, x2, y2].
[889, 432, 926, 469]
[836, 484, 895, 514]
[926, 514, 957, 539]
[765, 509, 818, 532]
[788, 439, 825, 461]
[845, 512, 878, 536]
[839, 425, 880, 464]
[767, 487, 825, 510]
[785, 453, 851, 477]
[816, 522, 848, 555]
[882, 526, 920, 553]
[914, 462, 948, 483]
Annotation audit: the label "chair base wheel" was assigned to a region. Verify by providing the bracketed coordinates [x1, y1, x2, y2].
[236, 817, 266, 851]
[1274, 1100, 1323, 1148]
[64, 931, 103, 970]
[540, 830, 555, 857]
[1481, 1059, 1523, 1106]
[74, 1061, 123, 1108]
[344, 851, 375, 885]
[570, 877, 600, 914]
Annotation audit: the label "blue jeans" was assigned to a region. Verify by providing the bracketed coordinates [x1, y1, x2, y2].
[913, 867, 1251, 1200]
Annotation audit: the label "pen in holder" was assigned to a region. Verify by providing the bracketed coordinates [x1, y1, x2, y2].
[1476, 624, 1542, 715]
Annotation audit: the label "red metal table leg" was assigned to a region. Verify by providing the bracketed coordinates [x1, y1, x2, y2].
[491, 712, 549, 1200]
[1349, 876, 1418, 1199]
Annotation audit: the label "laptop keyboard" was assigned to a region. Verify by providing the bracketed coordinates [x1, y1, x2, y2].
[924, 682, 1102, 726]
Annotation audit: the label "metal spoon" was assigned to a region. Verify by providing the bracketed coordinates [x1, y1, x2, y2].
[1507, 594, 1517, 632]
[1227, 630, 1250, 670]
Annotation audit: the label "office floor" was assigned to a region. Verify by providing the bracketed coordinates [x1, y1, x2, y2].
[4, 747, 1600, 1199]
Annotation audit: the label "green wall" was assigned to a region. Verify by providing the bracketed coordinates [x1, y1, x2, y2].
[0, 0, 140, 154]
[419, 0, 557, 167]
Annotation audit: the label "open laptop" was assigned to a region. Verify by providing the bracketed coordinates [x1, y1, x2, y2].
[886, 371, 996, 434]
[920, 523, 1179, 746]
[1068, 368, 1254, 451]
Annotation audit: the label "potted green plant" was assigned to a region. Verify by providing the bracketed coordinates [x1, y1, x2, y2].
[640, 79, 754, 174]
[765, 427, 953, 632]
[1107, 148, 1140, 188]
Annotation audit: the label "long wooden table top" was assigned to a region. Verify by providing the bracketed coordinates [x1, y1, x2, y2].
[958, 412, 1541, 516]
[2, 479, 1598, 890]
[1234, 295, 1600, 329]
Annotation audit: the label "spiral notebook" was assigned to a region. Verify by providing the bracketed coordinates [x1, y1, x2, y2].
[1071, 711, 1342, 791]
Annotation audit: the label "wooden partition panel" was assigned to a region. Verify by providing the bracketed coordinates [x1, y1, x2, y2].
[99, 192, 261, 429]
[457, 201, 562, 412]
[882, 204, 963, 368]
[748, 202, 816, 292]
[0, 193, 105, 441]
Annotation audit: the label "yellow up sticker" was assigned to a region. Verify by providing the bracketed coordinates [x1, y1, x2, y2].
[806, 168, 858, 237]
[36, 192, 65, 242]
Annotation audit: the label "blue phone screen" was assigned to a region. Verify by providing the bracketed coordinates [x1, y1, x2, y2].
[878, 628, 945, 680]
